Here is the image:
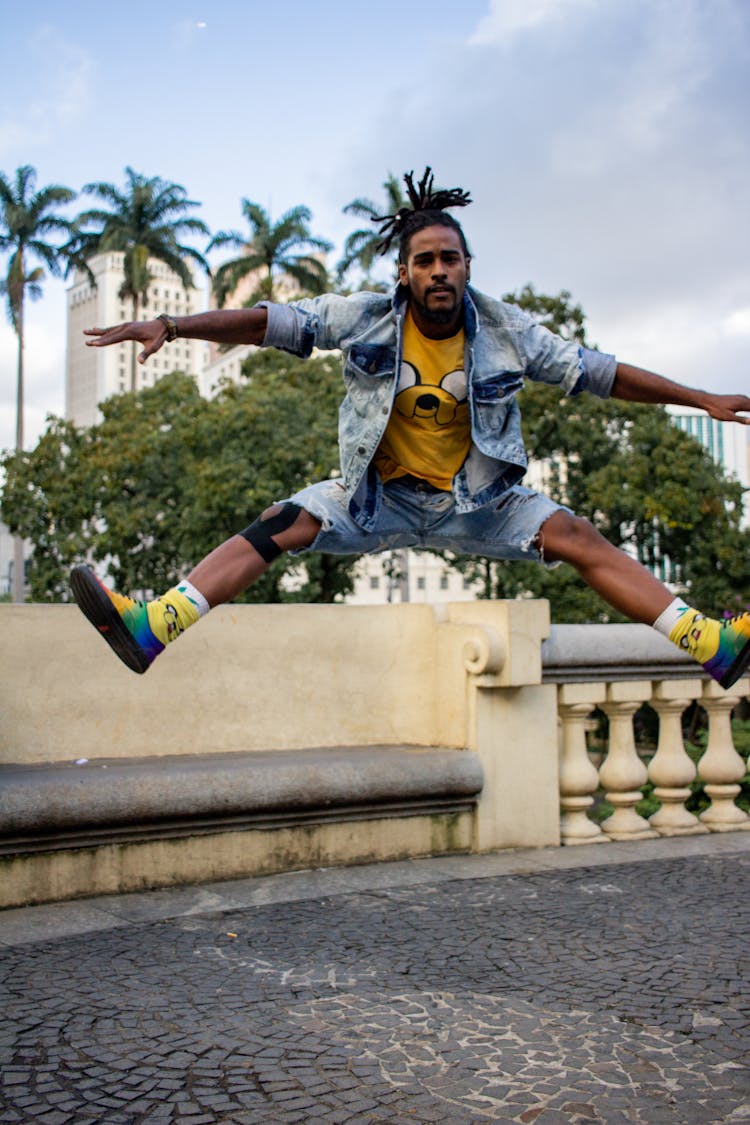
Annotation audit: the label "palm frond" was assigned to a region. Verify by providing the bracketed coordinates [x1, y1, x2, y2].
[211, 198, 331, 304]
[0, 164, 77, 332]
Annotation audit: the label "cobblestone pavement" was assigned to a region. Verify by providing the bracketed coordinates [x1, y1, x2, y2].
[1, 842, 750, 1124]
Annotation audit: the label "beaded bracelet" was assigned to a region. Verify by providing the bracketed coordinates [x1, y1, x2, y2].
[156, 313, 178, 341]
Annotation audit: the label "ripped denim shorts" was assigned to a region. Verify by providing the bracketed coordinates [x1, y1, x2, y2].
[283, 476, 569, 566]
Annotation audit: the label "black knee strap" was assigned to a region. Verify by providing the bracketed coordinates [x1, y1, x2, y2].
[238, 503, 303, 563]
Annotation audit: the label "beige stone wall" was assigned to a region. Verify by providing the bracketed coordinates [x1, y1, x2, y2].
[0, 599, 560, 904]
[0, 600, 552, 766]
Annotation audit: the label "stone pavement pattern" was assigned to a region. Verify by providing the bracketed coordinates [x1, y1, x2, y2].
[1, 847, 750, 1124]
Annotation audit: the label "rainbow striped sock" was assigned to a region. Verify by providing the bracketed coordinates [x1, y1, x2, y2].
[668, 607, 750, 689]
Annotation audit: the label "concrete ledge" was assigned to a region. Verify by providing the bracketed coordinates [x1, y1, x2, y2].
[543, 624, 697, 682]
[0, 746, 484, 851]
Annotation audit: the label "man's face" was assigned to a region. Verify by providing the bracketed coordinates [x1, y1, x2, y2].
[399, 226, 470, 337]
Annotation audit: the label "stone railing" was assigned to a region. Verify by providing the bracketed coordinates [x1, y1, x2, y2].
[544, 625, 750, 846]
[1, 604, 748, 906]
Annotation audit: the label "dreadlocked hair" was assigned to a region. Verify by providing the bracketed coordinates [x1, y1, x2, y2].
[373, 167, 472, 261]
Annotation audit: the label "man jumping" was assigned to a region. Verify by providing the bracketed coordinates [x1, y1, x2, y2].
[71, 168, 750, 689]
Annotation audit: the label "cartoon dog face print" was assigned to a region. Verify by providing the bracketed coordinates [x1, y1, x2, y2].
[679, 612, 706, 652]
[395, 361, 467, 427]
[161, 601, 183, 640]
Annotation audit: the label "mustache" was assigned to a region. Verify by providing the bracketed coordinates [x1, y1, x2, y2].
[426, 283, 456, 297]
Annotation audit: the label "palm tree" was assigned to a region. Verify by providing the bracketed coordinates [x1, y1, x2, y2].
[70, 168, 210, 391]
[208, 201, 332, 308]
[0, 165, 76, 602]
[336, 172, 406, 285]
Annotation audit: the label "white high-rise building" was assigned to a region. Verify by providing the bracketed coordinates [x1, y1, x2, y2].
[66, 252, 208, 427]
[667, 405, 750, 525]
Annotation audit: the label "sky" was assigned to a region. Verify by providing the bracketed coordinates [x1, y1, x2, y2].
[1, 0, 748, 455]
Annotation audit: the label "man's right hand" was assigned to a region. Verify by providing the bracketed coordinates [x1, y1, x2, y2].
[83, 307, 269, 358]
[84, 321, 168, 365]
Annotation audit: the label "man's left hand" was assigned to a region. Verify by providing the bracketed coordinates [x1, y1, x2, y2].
[701, 393, 750, 424]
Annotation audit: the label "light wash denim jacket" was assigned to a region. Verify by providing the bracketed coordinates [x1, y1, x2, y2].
[261, 285, 616, 531]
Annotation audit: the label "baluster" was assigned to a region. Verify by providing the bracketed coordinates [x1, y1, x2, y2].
[600, 681, 657, 840]
[698, 678, 750, 832]
[558, 683, 608, 845]
[648, 679, 708, 835]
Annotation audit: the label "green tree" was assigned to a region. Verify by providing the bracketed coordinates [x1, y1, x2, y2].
[1, 353, 357, 604]
[0, 415, 98, 601]
[69, 168, 209, 391]
[209, 201, 332, 308]
[184, 350, 353, 603]
[0, 164, 77, 602]
[337, 172, 406, 287]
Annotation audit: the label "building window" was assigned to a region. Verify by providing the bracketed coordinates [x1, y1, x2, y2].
[440, 575, 449, 590]
[416, 577, 426, 590]
[369, 576, 380, 589]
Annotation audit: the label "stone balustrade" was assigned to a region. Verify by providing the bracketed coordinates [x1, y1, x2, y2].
[545, 625, 750, 846]
[1, 604, 747, 906]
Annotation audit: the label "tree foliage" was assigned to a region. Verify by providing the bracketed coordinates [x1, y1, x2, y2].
[209, 201, 332, 308]
[1, 353, 356, 604]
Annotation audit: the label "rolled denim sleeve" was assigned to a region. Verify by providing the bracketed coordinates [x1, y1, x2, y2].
[522, 318, 616, 399]
[580, 346, 617, 398]
[258, 292, 384, 358]
[257, 301, 318, 358]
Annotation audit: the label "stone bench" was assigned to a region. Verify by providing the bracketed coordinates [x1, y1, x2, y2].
[0, 745, 484, 856]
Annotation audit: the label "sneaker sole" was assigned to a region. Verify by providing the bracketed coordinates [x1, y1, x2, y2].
[717, 634, 750, 690]
[70, 566, 151, 675]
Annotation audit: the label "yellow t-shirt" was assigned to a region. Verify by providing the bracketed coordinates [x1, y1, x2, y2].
[374, 310, 470, 490]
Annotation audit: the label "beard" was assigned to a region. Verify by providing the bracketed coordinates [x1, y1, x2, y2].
[410, 285, 461, 326]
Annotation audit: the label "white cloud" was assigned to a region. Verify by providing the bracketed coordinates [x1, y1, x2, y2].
[0, 27, 93, 160]
[722, 308, 750, 337]
[469, 0, 597, 45]
[172, 18, 210, 51]
[0, 295, 66, 453]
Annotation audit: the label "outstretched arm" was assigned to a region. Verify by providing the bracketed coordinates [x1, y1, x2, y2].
[611, 362, 750, 425]
[84, 307, 269, 365]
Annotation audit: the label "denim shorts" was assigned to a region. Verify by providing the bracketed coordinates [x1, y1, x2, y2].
[285, 477, 568, 565]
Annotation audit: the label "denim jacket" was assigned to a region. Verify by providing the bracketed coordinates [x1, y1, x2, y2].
[261, 285, 616, 531]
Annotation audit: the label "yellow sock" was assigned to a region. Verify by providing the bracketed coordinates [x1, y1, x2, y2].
[667, 607, 720, 664]
[146, 584, 204, 646]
